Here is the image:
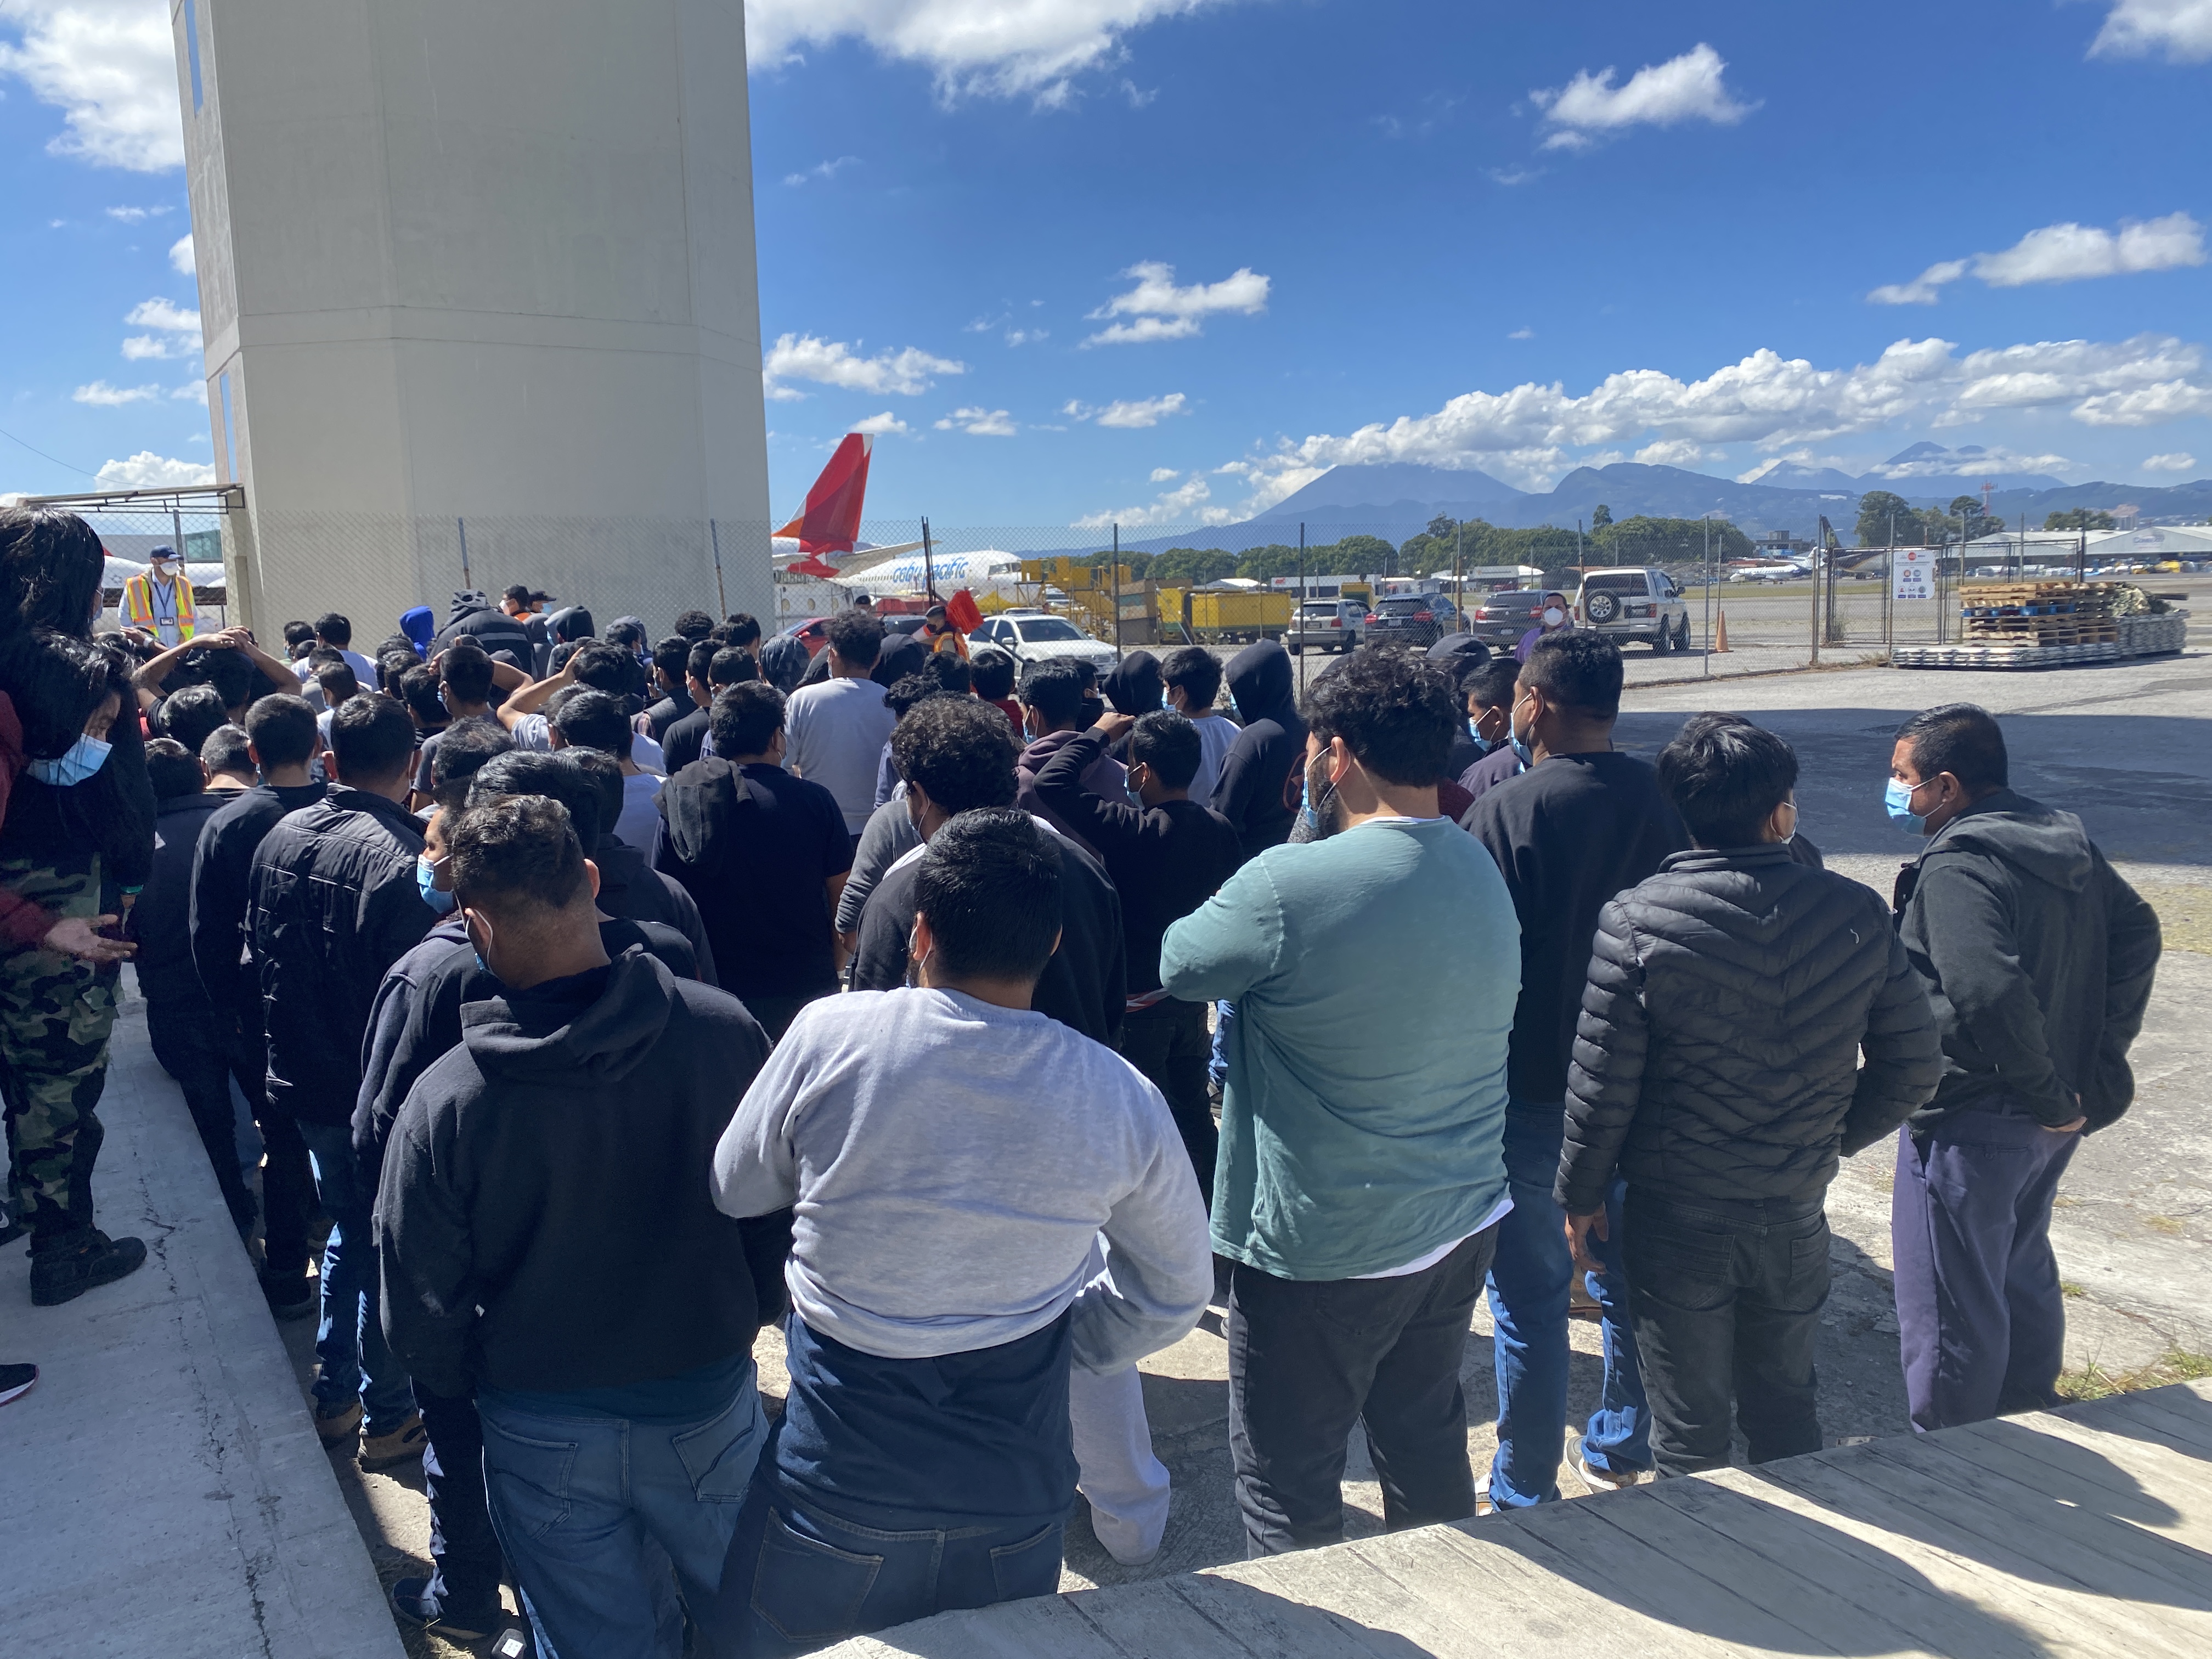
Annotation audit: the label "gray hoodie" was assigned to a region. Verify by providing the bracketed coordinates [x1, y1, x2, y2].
[1895, 789, 2160, 1133]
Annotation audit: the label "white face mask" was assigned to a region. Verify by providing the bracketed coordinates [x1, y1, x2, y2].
[1542, 607, 1566, 627]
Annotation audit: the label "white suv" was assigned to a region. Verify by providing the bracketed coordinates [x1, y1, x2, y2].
[1575, 567, 1692, 653]
[967, 611, 1119, 681]
[1288, 600, 1364, 654]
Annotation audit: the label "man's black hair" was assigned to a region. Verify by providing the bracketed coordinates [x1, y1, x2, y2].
[501, 583, 534, 607]
[153, 684, 228, 754]
[968, 645, 1016, 702]
[716, 613, 763, 649]
[195, 645, 260, 713]
[1897, 702, 2007, 793]
[464, 748, 603, 847]
[281, 620, 315, 648]
[1301, 647, 1459, 788]
[685, 639, 719, 686]
[921, 651, 973, 696]
[307, 644, 344, 670]
[603, 617, 647, 651]
[1018, 658, 1089, 729]
[548, 640, 583, 674]
[377, 649, 419, 693]
[449, 795, 590, 917]
[884, 674, 939, 722]
[559, 746, 625, 844]
[0, 508, 105, 637]
[398, 664, 447, 727]
[824, 609, 884, 669]
[709, 645, 758, 688]
[1657, 715, 1799, 850]
[242, 692, 319, 768]
[313, 612, 353, 646]
[1160, 645, 1222, 711]
[569, 641, 644, 700]
[0, 629, 115, 758]
[431, 718, 517, 811]
[144, 736, 204, 802]
[891, 696, 1019, 812]
[440, 640, 495, 704]
[200, 722, 254, 778]
[1521, 631, 1623, 721]
[1463, 657, 1520, 710]
[672, 610, 714, 642]
[1130, 710, 1201, 792]
[652, 635, 690, 682]
[551, 686, 634, 761]
[710, 682, 786, 759]
[914, 808, 1062, 984]
[315, 660, 362, 709]
[330, 691, 416, 782]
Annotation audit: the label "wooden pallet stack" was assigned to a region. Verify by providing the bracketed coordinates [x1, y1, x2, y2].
[1957, 581, 2119, 647]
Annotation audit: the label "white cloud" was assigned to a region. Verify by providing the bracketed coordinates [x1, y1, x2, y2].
[121, 333, 190, 360]
[1003, 328, 1046, 346]
[1531, 43, 1757, 151]
[171, 379, 207, 404]
[2090, 0, 2212, 61]
[1074, 472, 1233, 528]
[125, 295, 200, 332]
[1063, 391, 1189, 428]
[849, 410, 910, 436]
[94, 451, 215, 488]
[73, 379, 160, 405]
[1488, 165, 1541, 186]
[761, 332, 964, 399]
[2143, 450, 2199, 472]
[103, 202, 167, 222]
[0, 0, 185, 171]
[934, 406, 1016, 436]
[1866, 444, 2074, 480]
[1149, 466, 1180, 482]
[744, 0, 1238, 104]
[167, 230, 193, 276]
[1632, 439, 1722, 467]
[783, 155, 860, 186]
[1082, 260, 1268, 346]
[2072, 379, 2212, 425]
[1871, 214, 2204, 304]
[1508, 326, 1534, 340]
[1869, 259, 1970, 306]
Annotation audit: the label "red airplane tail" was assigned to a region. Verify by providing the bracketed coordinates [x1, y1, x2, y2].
[775, 433, 873, 554]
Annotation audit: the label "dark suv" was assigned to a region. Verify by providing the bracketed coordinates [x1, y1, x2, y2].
[1469, 590, 1549, 650]
[1362, 593, 1459, 647]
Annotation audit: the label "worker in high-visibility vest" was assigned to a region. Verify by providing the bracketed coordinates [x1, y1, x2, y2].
[119, 546, 196, 646]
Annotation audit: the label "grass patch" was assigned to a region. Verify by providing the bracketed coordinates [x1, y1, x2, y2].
[2059, 1280, 2087, 1299]
[2058, 1348, 2212, 1402]
[2145, 1215, 2187, 1238]
[2131, 883, 2212, 957]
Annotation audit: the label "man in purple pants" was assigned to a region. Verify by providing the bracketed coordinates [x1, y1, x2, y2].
[1886, 703, 2160, 1431]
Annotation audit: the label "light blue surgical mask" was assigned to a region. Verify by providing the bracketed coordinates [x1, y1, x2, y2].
[1507, 693, 1536, 770]
[1885, 777, 1926, 834]
[416, 855, 456, 915]
[1466, 716, 1499, 757]
[26, 733, 111, 788]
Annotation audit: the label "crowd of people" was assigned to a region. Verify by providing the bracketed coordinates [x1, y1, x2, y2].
[0, 504, 2164, 1659]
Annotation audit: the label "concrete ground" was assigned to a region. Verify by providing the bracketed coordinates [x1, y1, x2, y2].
[5, 643, 2206, 1657]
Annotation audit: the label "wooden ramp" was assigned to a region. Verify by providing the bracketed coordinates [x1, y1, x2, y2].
[825, 1380, 2212, 1658]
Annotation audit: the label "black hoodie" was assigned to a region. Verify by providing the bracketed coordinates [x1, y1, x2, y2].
[593, 832, 720, 987]
[652, 758, 853, 1001]
[1209, 640, 1306, 861]
[430, 597, 533, 670]
[1895, 789, 2160, 1133]
[376, 949, 786, 1399]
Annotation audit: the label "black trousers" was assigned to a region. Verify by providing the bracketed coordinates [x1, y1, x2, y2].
[1622, 1188, 1829, 1478]
[144, 993, 257, 1234]
[1120, 998, 1216, 1209]
[414, 1380, 509, 1617]
[225, 996, 314, 1281]
[1226, 1226, 1497, 1556]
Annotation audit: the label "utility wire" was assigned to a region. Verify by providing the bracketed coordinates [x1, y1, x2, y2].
[0, 425, 101, 482]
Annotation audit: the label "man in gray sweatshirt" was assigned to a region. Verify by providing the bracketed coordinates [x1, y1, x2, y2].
[704, 809, 1211, 1656]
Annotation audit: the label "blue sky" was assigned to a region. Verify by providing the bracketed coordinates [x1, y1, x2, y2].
[4, 0, 2211, 526]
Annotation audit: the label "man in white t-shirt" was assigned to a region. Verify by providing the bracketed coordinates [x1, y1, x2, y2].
[289, 612, 380, 687]
[494, 641, 664, 772]
[542, 690, 665, 850]
[783, 611, 896, 838]
[1161, 646, 1239, 808]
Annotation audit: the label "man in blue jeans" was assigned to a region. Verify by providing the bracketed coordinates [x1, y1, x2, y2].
[1462, 633, 1685, 1504]
[378, 796, 787, 1658]
[706, 809, 1210, 1656]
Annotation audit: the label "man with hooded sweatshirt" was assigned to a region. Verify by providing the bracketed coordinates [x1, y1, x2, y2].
[428, 589, 533, 670]
[654, 684, 853, 1041]
[1208, 640, 1305, 863]
[376, 796, 786, 1658]
[1885, 703, 2160, 1432]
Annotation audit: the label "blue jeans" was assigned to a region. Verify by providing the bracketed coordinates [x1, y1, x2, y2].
[478, 1372, 768, 1659]
[1207, 998, 1235, 1093]
[1486, 1104, 1649, 1505]
[718, 1486, 1063, 1658]
[299, 1120, 413, 1435]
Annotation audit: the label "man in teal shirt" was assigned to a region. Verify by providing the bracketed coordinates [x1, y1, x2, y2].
[1160, 649, 1519, 1556]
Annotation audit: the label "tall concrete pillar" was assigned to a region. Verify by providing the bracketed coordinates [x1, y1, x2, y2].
[172, 0, 773, 641]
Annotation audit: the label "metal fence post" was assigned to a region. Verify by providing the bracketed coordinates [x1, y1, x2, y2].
[458, 516, 472, 592]
[710, 518, 727, 617]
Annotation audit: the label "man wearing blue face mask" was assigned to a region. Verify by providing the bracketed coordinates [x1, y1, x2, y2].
[1456, 658, 1526, 807]
[1885, 702, 2160, 1432]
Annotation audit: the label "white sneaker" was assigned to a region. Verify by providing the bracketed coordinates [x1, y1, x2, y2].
[1576, 1441, 1642, 1492]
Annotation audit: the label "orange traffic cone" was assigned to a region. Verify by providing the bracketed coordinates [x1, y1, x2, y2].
[1714, 609, 1731, 653]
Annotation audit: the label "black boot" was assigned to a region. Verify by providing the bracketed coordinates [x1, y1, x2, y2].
[30, 1228, 147, 1306]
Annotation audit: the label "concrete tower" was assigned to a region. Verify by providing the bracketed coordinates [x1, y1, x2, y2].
[172, 0, 773, 638]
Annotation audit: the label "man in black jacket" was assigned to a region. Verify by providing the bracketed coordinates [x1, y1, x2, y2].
[189, 692, 325, 1317]
[1464, 631, 1686, 1506]
[1886, 702, 2160, 1431]
[250, 692, 435, 1469]
[1209, 639, 1305, 861]
[1556, 717, 1942, 1476]
[1034, 709, 1239, 1203]
[851, 696, 1126, 1048]
[563, 747, 719, 983]
[430, 588, 533, 670]
[376, 797, 785, 1658]
[640, 635, 695, 743]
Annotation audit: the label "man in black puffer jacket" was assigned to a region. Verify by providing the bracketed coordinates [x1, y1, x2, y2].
[428, 589, 533, 671]
[1558, 715, 1940, 1477]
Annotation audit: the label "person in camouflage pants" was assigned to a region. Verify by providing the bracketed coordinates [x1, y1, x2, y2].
[0, 857, 140, 1301]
